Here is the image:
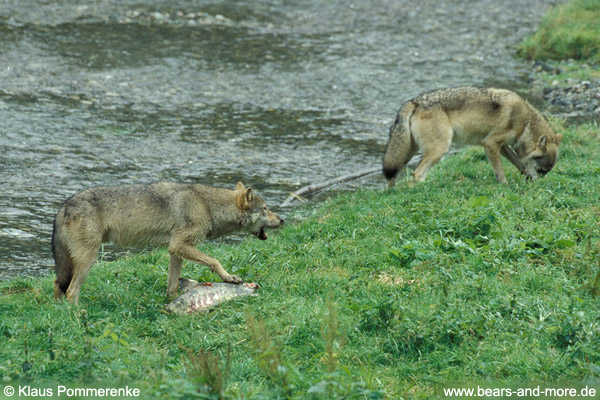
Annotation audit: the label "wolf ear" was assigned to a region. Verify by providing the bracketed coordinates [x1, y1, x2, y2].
[556, 134, 563, 144]
[237, 187, 253, 210]
[235, 182, 245, 191]
[537, 135, 547, 151]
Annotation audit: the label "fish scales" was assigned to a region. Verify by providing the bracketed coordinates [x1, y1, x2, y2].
[166, 278, 258, 315]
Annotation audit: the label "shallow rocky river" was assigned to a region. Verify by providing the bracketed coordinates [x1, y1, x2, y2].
[0, 0, 556, 278]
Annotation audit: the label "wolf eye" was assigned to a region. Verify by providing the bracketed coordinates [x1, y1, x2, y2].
[263, 206, 267, 211]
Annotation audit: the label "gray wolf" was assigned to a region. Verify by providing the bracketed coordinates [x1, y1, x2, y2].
[52, 182, 283, 303]
[382, 87, 563, 186]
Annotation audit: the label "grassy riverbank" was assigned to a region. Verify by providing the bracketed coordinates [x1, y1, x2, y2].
[1, 120, 599, 399]
[517, 0, 600, 63]
[518, 0, 600, 88]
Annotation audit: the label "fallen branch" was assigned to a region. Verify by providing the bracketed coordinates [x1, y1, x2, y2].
[280, 167, 380, 207]
[280, 149, 460, 207]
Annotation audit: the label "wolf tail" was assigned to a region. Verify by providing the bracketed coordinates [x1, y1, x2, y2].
[52, 215, 73, 299]
[382, 101, 417, 187]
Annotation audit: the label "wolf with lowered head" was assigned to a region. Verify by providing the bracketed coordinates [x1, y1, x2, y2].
[383, 87, 563, 186]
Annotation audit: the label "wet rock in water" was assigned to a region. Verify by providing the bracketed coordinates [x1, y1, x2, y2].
[166, 278, 258, 315]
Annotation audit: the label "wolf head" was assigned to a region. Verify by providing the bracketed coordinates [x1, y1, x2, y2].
[235, 182, 284, 240]
[516, 133, 563, 180]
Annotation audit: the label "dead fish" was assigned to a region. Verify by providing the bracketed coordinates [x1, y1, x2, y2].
[166, 278, 258, 315]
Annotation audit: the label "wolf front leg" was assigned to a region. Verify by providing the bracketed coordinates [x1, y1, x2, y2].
[500, 145, 526, 175]
[166, 255, 183, 297]
[482, 138, 508, 184]
[410, 111, 452, 183]
[168, 240, 243, 285]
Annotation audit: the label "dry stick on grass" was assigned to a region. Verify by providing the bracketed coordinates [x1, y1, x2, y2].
[280, 149, 460, 207]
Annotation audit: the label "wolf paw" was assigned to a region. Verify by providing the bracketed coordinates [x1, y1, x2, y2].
[224, 274, 243, 284]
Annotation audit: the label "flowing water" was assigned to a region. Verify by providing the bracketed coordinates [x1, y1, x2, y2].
[0, 0, 555, 278]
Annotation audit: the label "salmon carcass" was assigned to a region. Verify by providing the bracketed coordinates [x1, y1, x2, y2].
[166, 278, 258, 315]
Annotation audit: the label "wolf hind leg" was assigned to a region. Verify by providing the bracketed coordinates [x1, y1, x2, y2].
[413, 146, 451, 182]
[65, 246, 99, 303]
[412, 113, 452, 182]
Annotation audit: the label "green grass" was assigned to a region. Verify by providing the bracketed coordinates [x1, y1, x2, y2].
[533, 60, 600, 86]
[517, 0, 600, 63]
[1, 121, 600, 399]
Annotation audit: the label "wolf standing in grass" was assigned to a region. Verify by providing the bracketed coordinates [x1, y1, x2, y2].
[52, 182, 283, 303]
[382, 87, 563, 186]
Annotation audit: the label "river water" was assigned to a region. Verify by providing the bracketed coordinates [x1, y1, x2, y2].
[0, 0, 555, 278]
